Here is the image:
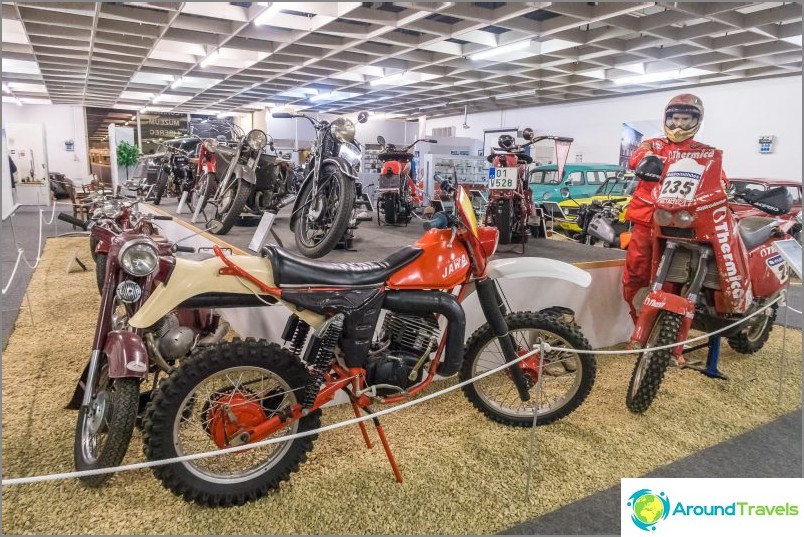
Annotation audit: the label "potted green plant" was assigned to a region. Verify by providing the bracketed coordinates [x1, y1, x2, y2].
[116, 140, 140, 184]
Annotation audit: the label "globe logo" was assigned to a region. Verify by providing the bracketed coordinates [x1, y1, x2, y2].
[627, 489, 670, 531]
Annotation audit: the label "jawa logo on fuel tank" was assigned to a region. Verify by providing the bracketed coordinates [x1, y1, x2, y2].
[441, 254, 469, 279]
[712, 206, 744, 301]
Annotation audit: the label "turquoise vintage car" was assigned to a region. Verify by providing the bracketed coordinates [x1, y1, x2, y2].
[529, 163, 624, 204]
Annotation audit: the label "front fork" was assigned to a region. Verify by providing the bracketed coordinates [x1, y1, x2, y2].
[475, 278, 531, 401]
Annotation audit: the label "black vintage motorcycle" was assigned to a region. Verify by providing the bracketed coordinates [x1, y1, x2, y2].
[199, 129, 295, 235]
[273, 111, 369, 258]
[151, 140, 198, 206]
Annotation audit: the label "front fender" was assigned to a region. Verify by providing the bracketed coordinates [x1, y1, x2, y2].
[234, 163, 256, 185]
[129, 256, 276, 329]
[322, 156, 358, 180]
[631, 290, 695, 355]
[486, 258, 592, 288]
[104, 331, 149, 379]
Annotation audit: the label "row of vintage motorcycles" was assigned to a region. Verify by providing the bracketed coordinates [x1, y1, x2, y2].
[56, 128, 799, 508]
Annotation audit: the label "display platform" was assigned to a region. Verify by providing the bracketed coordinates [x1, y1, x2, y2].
[144, 197, 632, 348]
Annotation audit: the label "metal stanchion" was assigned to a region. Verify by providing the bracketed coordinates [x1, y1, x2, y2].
[526, 338, 546, 501]
[777, 289, 788, 405]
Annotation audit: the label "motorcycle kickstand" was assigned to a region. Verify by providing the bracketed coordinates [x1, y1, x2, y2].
[345, 388, 403, 483]
[349, 398, 373, 449]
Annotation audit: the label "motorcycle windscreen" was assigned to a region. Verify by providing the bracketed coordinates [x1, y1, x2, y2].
[457, 186, 478, 238]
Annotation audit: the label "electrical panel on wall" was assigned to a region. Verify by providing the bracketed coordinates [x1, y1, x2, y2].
[758, 135, 774, 154]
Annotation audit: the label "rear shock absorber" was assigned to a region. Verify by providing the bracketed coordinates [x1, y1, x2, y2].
[300, 314, 344, 409]
[281, 314, 312, 359]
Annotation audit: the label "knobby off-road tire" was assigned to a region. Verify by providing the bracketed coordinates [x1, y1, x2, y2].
[142, 338, 321, 507]
[459, 312, 596, 426]
[294, 164, 355, 259]
[727, 304, 777, 354]
[211, 178, 253, 235]
[383, 194, 398, 225]
[95, 253, 107, 294]
[152, 169, 168, 206]
[74, 366, 140, 487]
[626, 311, 682, 414]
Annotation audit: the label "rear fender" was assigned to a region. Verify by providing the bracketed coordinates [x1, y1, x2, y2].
[631, 290, 695, 356]
[486, 257, 591, 288]
[104, 331, 149, 378]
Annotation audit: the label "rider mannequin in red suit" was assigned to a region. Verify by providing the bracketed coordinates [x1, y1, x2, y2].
[623, 93, 729, 325]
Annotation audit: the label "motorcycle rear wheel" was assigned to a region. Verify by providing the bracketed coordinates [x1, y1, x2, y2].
[625, 311, 681, 413]
[294, 165, 355, 258]
[383, 195, 398, 225]
[497, 199, 513, 245]
[727, 304, 777, 354]
[74, 362, 140, 487]
[142, 338, 320, 507]
[460, 312, 595, 426]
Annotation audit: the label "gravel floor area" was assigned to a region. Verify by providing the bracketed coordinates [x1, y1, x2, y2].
[2, 237, 801, 535]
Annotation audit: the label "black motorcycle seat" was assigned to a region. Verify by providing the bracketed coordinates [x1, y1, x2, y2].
[737, 216, 777, 250]
[262, 245, 423, 287]
[378, 151, 413, 162]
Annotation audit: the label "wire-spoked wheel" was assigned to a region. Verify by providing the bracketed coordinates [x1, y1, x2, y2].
[459, 312, 596, 426]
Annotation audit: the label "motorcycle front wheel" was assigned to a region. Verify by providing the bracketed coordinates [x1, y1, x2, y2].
[143, 339, 321, 507]
[89, 235, 98, 262]
[625, 311, 681, 413]
[460, 312, 596, 426]
[294, 164, 355, 258]
[152, 169, 168, 205]
[74, 361, 140, 487]
[189, 172, 216, 216]
[210, 177, 253, 235]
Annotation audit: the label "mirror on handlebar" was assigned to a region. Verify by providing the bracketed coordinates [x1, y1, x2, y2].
[424, 139, 438, 144]
[522, 127, 534, 141]
[272, 112, 294, 119]
[377, 135, 386, 149]
[357, 111, 369, 124]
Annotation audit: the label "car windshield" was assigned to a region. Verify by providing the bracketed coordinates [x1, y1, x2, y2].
[596, 174, 637, 196]
[731, 181, 766, 196]
[531, 170, 561, 185]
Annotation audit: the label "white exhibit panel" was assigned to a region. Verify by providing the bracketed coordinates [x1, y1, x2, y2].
[4, 122, 49, 206]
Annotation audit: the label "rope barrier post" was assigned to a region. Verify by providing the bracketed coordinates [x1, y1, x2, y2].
[525, 338, 545, 501]
[777, 289, 788, 405]
[24, 290, 34, 327]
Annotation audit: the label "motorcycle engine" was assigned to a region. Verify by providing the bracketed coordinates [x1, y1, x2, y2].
[365, 313, 441, 395]
[152, 312, 196, 360]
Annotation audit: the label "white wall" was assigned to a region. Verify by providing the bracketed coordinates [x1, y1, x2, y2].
[426, 76, 802, 180]
[1, 103, 88, 182]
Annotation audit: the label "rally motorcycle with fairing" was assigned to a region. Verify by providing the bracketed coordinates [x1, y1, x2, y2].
[56, 212, 228, 487]
[131, 186, 597, 507]
[485, 129, 573, 247]
[375, 136, 435, 225]
[274, 111, 368, 258]
[626, 149, 797, 413]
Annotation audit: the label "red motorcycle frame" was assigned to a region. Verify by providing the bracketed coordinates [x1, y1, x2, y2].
[485, 129, 573, 249]
[626, 147, 796, 413]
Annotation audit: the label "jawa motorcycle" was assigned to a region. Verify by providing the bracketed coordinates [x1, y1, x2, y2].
[375, 136, 436, 226]
[131, 186, 596, 507]
[152, 142, 196, 206]
[57, 212, 229, 486]
[485, 129, 574, 247]
[200, 130, 296, 235]
[625, 150, 797, 413]
[274, 111, 369, 258]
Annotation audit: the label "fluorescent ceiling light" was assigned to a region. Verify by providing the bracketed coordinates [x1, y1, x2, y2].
[419, 102, 447, 110]
[255, 3, 283, 26]
[309, 91, 358, 103]
[615, 62, 645, 75]
[471, 40, 531, 61]
[217, 112, 239, 118]
[614, 68, 711, 85]
[782, 35, 802, 46]
[200, 51, 218, 68]
[494, 89, 536, 99]
[370, 72, 404, 87]
[171, 77, 183, 90]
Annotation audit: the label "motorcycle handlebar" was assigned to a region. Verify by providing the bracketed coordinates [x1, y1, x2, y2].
[172, 244, 196, 253]
[58, 212, 90, 230]
[150, 215, 173, 220]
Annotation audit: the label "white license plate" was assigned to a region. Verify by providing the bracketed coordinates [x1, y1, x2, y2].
[488, 167, 518, 190]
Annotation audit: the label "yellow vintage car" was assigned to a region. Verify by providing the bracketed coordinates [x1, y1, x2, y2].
[557, 172, 637, 234]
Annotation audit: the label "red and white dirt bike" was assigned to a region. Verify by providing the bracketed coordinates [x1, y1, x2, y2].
[375, 136, 435, 226]
[626, 148, 798, 413]
[128, 186, 596, 506]
[485, 128, 573, 248]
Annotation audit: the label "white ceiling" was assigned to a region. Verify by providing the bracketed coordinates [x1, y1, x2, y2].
[1, 1, 801, 120]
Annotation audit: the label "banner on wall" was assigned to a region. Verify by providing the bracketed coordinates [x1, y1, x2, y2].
[620, 123, 644, 168]
[139, 112, 188, 154]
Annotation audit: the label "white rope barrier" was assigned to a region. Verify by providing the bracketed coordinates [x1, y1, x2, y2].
[1, 201, 66, 292]
[1, 346, 538, 486]
[41, 201, 57, 225]
[786, 305, 802, 315]
[1, 249, 24, 295]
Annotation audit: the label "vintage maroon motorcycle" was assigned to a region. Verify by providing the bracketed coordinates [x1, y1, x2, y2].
[57, 212, 229, 486]
[485, 129, 573, 247]
[626, 149, 797, 413]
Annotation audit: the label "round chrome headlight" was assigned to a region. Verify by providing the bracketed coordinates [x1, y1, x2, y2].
[246, 129, 268, 151]
[118, 238, 159, 277]
[102, 199, 121, 218]
[330, 118, 356, 144]
[654, 209, 673, 226]
[673, 210, 695, 228]
[202, 137, 218, 152]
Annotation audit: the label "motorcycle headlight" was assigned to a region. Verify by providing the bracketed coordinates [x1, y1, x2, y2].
[102, 199, 121, 218]
[118, 238, 159, 277]
[246, 129, 268, 151]
[338, 142, 362, 169]
[673, 210, 695, 228]
[654, 209, 673, 226]
[330, 118, 356, 144]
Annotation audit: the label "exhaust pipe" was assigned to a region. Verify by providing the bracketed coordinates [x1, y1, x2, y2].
[277, 193, 296, 209]
[197, 319, 230, 346]
[382, 290, 465, 377]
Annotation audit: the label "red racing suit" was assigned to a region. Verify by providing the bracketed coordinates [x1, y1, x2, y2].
[622, 137, 728, 323]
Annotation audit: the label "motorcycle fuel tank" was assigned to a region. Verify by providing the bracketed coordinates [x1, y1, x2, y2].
[387, 229, 471, 289]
